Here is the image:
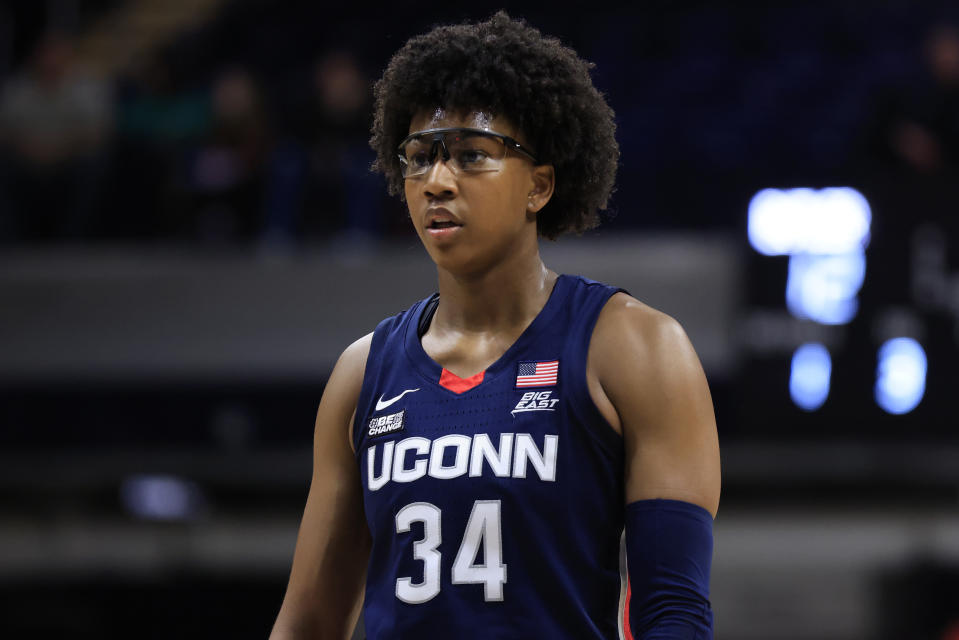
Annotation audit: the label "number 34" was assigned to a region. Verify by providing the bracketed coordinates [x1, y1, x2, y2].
[394, 500, 507, 604]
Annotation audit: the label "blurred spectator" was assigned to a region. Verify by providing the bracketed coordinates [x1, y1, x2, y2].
[862, 24, 959, 173]
[300, 50, 383, 243]
[111, 53, 210, 239]
[119, 53, 209, 145]
[186, 67, 270, 243]
[0, 31, 111, 241]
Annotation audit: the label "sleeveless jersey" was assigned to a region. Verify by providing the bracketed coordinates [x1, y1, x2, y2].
[352, 274, 627, 639]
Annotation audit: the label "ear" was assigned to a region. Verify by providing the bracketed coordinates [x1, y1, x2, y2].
[526, 164, 555, 214]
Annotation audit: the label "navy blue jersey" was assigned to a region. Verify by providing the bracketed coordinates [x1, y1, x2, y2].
[353, 275, 627, 639]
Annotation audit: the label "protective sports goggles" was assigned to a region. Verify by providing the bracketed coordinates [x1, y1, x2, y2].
[397, 127, 539, 178]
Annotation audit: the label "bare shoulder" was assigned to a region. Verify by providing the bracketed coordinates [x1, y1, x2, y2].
[595, 290, 684, 338]
[316, 332, 373, 453]
[591, 292, 720, 514]
[334, 332, 374, 388]
[592, 292, 698, 377]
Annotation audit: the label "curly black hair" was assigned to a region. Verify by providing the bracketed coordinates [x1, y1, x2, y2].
[369, 12, 618, 239]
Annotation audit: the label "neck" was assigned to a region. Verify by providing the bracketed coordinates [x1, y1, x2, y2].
[432, 246, 557, 335]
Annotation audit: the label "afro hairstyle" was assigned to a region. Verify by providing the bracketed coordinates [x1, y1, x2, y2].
[369, 11, 618, 239]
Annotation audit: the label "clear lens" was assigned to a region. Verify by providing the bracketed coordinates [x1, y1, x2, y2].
[399, 130, 508, 177]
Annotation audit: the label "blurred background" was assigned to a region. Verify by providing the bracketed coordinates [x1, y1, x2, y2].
[1, 0, 958, 638]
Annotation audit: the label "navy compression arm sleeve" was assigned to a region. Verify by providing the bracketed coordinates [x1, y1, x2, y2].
[625, 499, 714, 639]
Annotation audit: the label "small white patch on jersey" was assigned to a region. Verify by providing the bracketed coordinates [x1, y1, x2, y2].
[368, 409, 406, 438]
[511, 390, 560, 416]
[375, 388, 420, 411]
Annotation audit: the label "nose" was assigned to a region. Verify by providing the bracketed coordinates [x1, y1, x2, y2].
[421, 153, 458, 200]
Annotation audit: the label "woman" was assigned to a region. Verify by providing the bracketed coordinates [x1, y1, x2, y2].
[270, 12, 720, 640]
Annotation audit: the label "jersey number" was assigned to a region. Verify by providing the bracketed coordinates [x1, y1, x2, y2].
[394, 500, 507, 604]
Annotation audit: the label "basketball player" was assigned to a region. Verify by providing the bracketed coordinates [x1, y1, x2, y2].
[270, 12, 720, 639]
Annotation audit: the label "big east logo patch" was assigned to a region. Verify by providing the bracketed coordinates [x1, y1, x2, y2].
[512, 390, 559, 416]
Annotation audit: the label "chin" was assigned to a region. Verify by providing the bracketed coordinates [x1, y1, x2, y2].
[439, 250, 507, 280]
[428, 250, 472, 273]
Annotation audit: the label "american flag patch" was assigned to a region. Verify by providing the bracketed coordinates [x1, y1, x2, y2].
[515, 360, 559, 388]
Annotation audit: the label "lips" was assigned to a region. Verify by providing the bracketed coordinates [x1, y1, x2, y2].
[425, 207, 464, 231]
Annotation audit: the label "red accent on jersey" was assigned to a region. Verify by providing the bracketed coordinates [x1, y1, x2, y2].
[439, 368, 485, 393]
[623, 577, 634, 640]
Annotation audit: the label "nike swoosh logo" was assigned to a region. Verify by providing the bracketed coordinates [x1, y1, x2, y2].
[376, 388, 420, 411]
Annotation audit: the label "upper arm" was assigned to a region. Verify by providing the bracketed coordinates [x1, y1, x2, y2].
[591, 294, 721, 516]
[271, 333, 373, 640]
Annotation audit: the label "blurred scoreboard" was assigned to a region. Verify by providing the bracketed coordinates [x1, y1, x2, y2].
[738, 178, 959, 438]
